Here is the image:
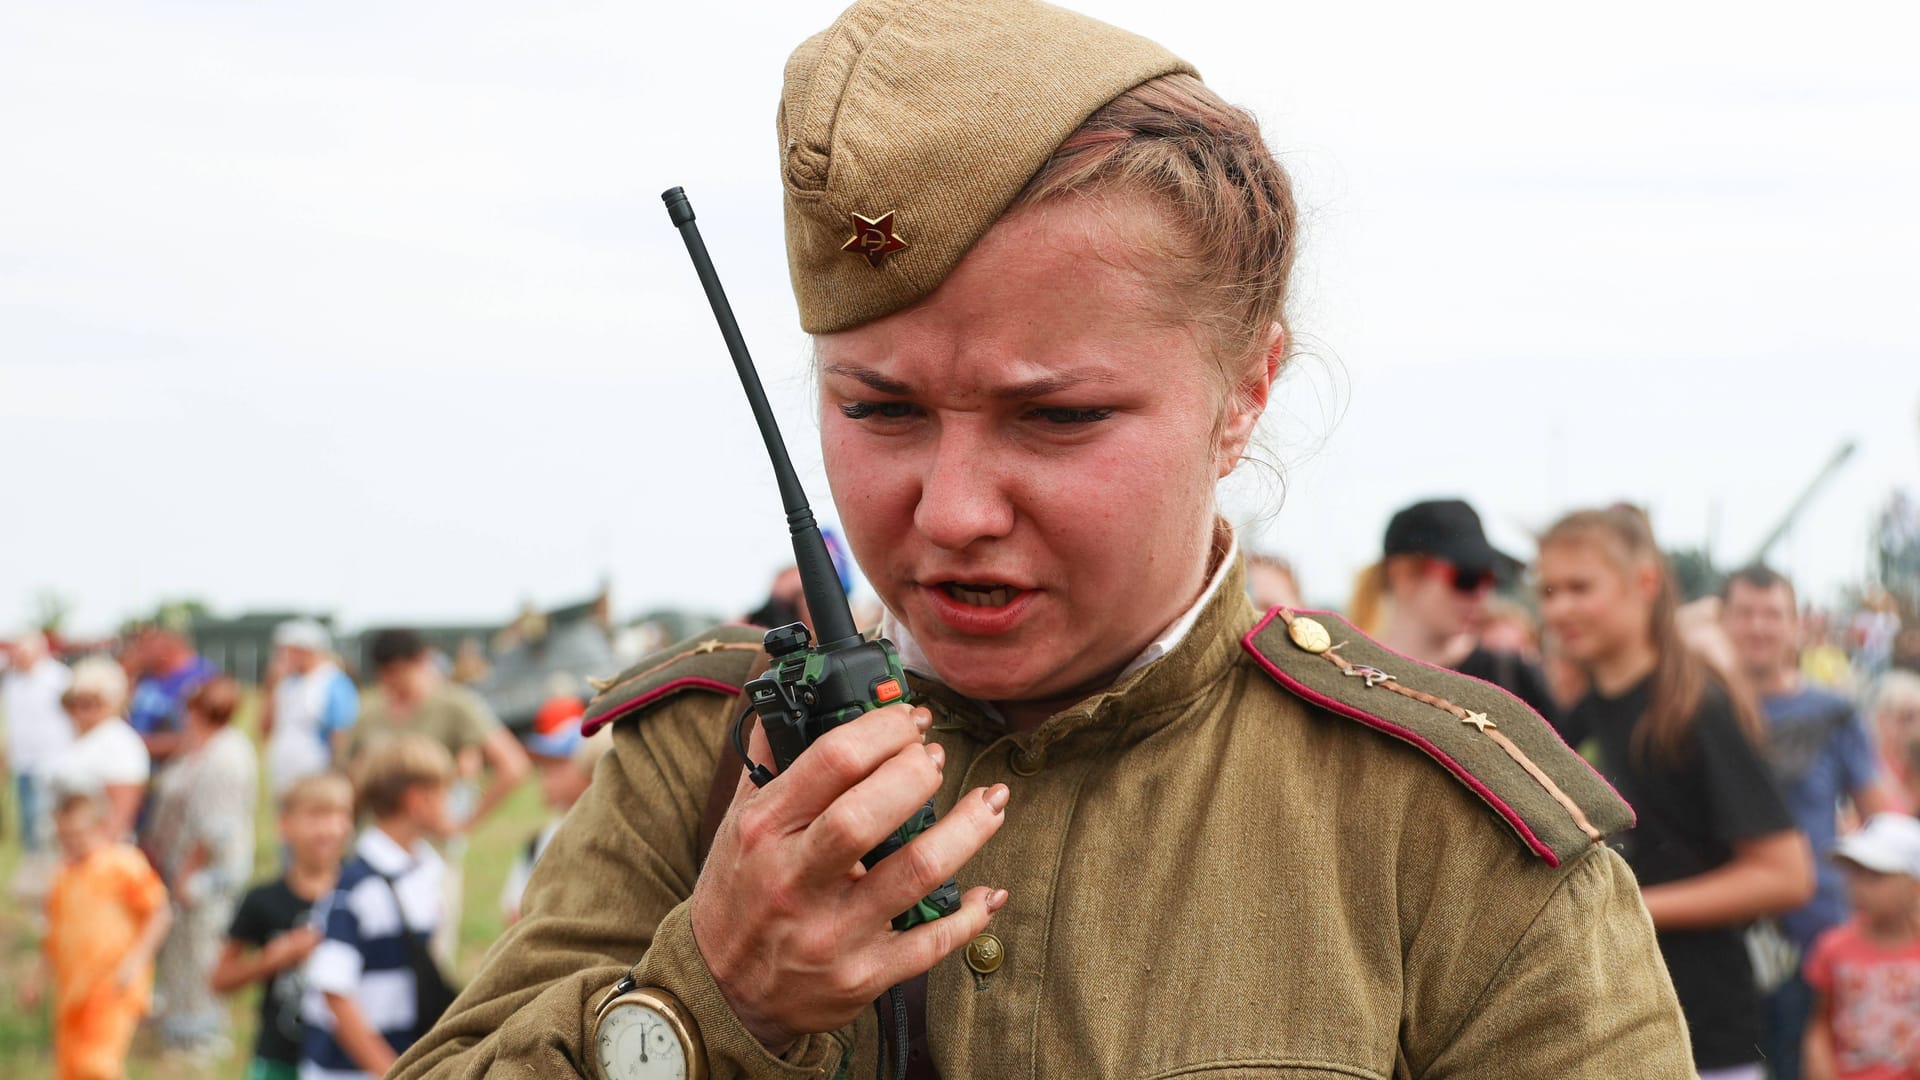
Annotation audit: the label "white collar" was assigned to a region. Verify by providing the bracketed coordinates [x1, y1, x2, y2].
[879, 531, 1239, 693]
[357, 825, 439, 878]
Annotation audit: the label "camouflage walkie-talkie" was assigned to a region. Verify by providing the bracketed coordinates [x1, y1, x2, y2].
[662, 186, 962, 932]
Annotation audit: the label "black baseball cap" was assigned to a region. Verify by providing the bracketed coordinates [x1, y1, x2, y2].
[1383, 499, 1521, 582]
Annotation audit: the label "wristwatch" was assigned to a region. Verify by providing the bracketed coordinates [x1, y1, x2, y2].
[592, 974, 707, 1080]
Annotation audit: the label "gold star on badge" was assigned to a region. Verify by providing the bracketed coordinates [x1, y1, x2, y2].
[693, 639, 723, 655]
[1461, 711, 1496, 733]
[841, 211, 908, 268]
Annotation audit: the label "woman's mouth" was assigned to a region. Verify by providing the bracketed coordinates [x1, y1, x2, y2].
[943, 582, 1022, 607]
[920, 581, 1039, 635]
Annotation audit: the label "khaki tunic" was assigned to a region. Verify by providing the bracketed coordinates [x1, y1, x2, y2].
[393, 562, 1692, 1078]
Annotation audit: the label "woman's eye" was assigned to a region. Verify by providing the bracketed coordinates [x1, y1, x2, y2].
[839, 401, 915, 420]
[1030, 406, 1114, 425]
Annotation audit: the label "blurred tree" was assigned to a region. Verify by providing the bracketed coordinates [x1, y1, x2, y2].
[1667, 546, 1723, 603]
[31, 589, 72, 635]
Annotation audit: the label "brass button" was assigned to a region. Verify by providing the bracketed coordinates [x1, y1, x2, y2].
[1287, 615, 1332, 654]
[964, 933, 1005, 975]
[1009, 748, 1043, 776]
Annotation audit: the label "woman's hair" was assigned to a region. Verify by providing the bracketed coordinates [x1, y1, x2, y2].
[1346, 555, 1425, 637]
[1540, 505, 1764, 768]
[1012, 73, 1298, 400]
[1872, 670, 1920, 741]
[353, 733, 455, 820]
[186, 676, 240, 728]
[64, 655, 129, 713]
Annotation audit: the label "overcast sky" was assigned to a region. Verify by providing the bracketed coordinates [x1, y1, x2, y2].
[3, 1, 1915, 637]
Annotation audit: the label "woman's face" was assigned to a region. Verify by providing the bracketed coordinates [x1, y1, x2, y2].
[63, 692, 111, 733]
[817, 197, 1270, 704]
[1389, 557, 1490, 639]
[1537, 540, 1651, 666]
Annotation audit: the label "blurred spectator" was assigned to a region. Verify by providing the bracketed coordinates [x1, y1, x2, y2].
[305, 736, 458, 1079]
[343, 629, 528, 966]
[745, 565, 810, 632]
[147, 676, 258, 1058]
[1802, 813, 1920, 1080]
[125, 627, 219, 766]
[499, 697, 610, 925]
[21, 790, 171, 1080]
[1721, 566, 1888, 1077]
[1851, 594, 1901, 681]
[1244, 551, 1303, 612]
[1868, 672, 1920, 813]
[1475, 596, 1542, 661]
[2, 630, 73, 855]
[45, 656, 149, 840]
[213, 772, 354, 1080]
[1540, 506, 1812, 1080]
[1800, 609, 1856, 691]
[262, 619, 359, 799]
[1349, 499, 1560, 721]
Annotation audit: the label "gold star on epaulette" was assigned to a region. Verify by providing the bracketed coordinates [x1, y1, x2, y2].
[842, 211, 908, 268]
[692, 639, 723, 655]
[1461, 711, 1496, 733]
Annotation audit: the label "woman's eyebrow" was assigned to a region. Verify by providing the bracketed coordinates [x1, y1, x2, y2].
[823, 364, 912, 395]
[993, 371, 1114, 400]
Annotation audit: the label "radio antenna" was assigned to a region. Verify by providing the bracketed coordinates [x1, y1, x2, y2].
[661, 186, 859, 649]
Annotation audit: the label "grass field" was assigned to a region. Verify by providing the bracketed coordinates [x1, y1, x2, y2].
[0, 693, 551, 1079]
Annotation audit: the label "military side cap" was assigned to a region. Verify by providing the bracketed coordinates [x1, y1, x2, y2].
[781, 0, 1196, 333]
[581, 626, 767, 736]
[1243, 608, 1634, 868]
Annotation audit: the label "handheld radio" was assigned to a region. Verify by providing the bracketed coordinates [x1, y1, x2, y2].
[662, 186, 962, 933]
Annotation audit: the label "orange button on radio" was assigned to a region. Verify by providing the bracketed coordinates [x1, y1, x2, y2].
[874, 678, 903, 703]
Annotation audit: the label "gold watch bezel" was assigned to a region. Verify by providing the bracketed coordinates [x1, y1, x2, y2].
[592, 984, 708, 1080]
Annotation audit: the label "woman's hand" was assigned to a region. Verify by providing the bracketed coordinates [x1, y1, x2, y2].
[689, 703, 1009, 1054]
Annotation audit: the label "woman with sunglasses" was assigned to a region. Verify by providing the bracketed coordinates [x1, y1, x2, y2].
[1349, 498, 1562, 721]
[1540, 504, 1813, 1080]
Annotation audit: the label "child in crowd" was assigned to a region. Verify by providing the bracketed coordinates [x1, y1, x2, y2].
[499, 696, 610, 924]
[302, 735, 457, 1080]
[212, 772, 356, 1080]
[1804, 813, 1920, 1080]
[22, 789, 171, 1080]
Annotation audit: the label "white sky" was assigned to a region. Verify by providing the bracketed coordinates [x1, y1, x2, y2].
[2, 1, 1916, 637]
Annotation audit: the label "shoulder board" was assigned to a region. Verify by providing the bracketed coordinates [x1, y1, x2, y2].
[581, 626, 767, 736]
[1242, 607, 1632, 868]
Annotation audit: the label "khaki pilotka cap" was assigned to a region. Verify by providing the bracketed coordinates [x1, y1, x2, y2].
[780, 0, 1196, 333]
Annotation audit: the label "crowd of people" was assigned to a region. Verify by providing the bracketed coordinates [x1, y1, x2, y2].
[3, 498, 1920, 1078]
[0, 621, 608, 1080]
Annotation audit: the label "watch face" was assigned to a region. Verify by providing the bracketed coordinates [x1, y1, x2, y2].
[596, 1001, 690, 1080]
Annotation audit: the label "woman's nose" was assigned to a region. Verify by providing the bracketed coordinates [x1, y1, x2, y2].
[912, 430, 1015, 551]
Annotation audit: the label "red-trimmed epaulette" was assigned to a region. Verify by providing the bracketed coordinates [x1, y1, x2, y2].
[581, 626, 767, 736]
[1242, 607, 1633, 867]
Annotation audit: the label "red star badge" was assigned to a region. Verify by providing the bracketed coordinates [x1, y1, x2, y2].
[841, 211, 908, 268]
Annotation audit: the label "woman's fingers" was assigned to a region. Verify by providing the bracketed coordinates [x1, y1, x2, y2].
[858, 885, 1008, 999]
[800, 738, 950, 875]
[854, 783, 1009, 918]
[758, 703, 930, 828]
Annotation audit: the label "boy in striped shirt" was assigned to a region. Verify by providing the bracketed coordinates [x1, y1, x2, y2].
[301, 735, 456, 1079]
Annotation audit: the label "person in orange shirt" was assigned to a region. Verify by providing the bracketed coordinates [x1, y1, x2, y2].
[21, 789, 172, 1080]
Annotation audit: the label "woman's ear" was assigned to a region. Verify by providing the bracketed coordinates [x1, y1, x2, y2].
[1215, 322, 1284, 477]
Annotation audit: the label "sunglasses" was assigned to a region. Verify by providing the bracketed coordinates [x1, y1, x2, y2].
[1426, 560, 1496, 594]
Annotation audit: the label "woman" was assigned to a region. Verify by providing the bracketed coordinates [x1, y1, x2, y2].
[1539, 506, 1815, 1080]
[398, 2, 1689, 1077]
[147, 675, 258, 1056]
[1350, 498, 1562, 721]
[44, 655, 149, 841]
[1868, 670, 1920, 811]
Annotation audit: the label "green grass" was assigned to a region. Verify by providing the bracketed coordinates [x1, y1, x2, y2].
[0, 692, 550, 1079]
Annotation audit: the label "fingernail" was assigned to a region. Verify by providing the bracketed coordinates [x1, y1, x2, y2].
[913, 707, 933, 733]
[985, 783, 1010, 813]
[927, 742, 946, 770]
[987, 888, 1010, 913]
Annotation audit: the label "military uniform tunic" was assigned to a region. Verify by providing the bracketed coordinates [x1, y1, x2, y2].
[393, 558, 1692, 1078]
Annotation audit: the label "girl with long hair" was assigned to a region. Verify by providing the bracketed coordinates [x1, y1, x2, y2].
[1540, 505, 1814, 1080]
